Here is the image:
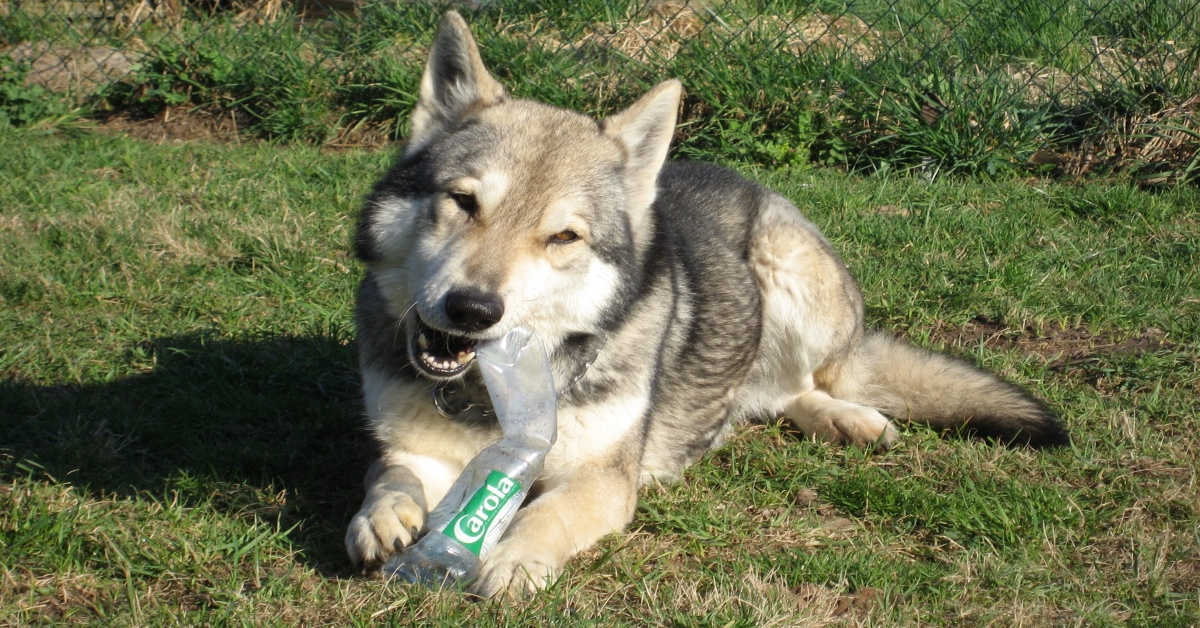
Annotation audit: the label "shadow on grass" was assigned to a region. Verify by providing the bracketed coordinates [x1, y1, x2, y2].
[0, 332, 375, 576]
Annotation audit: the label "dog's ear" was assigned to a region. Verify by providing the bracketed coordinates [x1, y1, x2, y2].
[602, 80, 681, 230]
[406, 11, 506, 156]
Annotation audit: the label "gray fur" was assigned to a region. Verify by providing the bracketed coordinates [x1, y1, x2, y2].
[344, 10, 1067, 598]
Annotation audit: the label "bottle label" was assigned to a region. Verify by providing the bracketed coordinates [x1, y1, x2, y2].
[439, 470, 522, 558]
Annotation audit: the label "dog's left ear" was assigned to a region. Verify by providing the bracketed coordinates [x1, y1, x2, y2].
[602, 80, 681, 235]
[406, 11, 506, 156]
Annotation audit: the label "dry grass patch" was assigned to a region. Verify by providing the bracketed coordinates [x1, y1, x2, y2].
[921, 317, 1175, 367]
[528, 1, 881, 66]
[756, 12, 879, 62]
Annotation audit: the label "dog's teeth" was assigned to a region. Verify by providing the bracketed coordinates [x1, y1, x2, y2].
[418, 333, 429, 350]
[419, 347, 470, 372]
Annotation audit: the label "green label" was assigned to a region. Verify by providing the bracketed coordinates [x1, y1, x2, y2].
[440, 470, 521, 556]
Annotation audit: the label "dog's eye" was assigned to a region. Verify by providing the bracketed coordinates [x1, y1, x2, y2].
[448, 191, 478, 216]
[550, 231, 580, 244]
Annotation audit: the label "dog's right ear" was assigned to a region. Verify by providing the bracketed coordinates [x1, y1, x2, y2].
[602, 79, 681, 247]
[405, 11, 506, 156]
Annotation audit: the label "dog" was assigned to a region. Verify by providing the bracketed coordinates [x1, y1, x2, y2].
[345, 10, 1068, 598]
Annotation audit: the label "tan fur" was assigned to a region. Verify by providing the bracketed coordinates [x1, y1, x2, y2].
[831, 332, 1059, 442]
[346, 10, 1064, 598]
[601, 80, 682, 255]
[477, 447, 641, 595]
[348, 362, 646, 596]
[732, 195, 899, 446]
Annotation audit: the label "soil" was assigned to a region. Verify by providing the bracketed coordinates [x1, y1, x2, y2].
[923, 315, 1171, 367]
[6, 42, 139, 98]
[95, 108, 244, 144]
[91, 107, 395, 149]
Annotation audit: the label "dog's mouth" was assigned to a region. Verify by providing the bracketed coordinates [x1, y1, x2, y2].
[410, 317, 478, 378]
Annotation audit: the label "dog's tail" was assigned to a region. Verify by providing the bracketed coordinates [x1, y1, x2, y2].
[833, 331, 1069, 448]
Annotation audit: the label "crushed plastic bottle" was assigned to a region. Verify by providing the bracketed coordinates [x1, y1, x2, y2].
[382, 327, 557, 589]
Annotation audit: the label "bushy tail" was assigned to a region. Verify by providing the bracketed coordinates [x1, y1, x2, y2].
[835, 331, 1069, 448]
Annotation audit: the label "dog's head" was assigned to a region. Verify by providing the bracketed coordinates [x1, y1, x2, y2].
[356, 11, 680, 381]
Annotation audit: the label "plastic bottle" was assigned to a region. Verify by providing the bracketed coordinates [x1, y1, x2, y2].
[382, 326, 557, 588]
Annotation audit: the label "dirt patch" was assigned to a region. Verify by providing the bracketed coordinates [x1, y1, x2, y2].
[6, 42, 139, 98]
[93, 107, 396, 148]
[924, 315, 1171, 366]
[872, 204, 910, 216]
[834, 586, 893, 615]
[95, 107, 245, 144]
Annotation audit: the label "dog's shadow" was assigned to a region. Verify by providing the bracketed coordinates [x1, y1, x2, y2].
[0, 332, 374, 575]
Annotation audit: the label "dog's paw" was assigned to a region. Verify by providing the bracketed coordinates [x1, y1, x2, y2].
[829, 405, 899, 450]
[471, 541, 561, 598]
[790, 398, 899, 451]
[345, 491, 426, 568]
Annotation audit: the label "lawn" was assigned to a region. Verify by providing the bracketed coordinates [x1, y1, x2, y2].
[1, 128, 1197, 626]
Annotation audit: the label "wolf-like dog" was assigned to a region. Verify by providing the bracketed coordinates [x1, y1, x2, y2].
[346, 11, 1068, 597]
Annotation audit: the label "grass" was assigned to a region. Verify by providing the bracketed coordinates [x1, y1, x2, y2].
[1, 127, 1198, 625]
[3, 0, 1199, 178]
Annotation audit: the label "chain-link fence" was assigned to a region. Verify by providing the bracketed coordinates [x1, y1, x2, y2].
[3, 0, 1199, 180]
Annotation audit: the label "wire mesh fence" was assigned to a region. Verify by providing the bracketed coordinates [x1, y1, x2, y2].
[3, 0, 1199, 180]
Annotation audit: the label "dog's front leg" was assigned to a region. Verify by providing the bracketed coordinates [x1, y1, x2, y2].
[345, 460, 429, 567]
[473, 461, 639, 597]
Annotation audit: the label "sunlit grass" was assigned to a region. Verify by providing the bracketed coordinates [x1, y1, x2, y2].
[1, 130, 1197, 625]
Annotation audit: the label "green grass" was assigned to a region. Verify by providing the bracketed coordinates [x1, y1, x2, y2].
[1, 129, 1198, 625]
[4, 0, 1199, 178]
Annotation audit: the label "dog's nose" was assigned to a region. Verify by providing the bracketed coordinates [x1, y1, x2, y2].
[444, 291, 504, 331]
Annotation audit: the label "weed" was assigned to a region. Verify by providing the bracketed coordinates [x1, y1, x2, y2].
[0, 57, 77, 129]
